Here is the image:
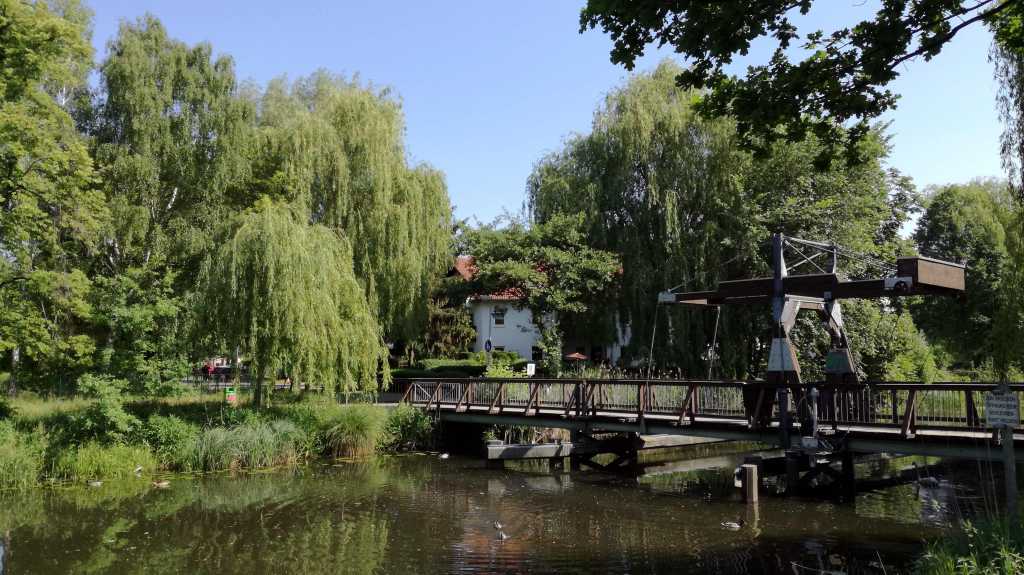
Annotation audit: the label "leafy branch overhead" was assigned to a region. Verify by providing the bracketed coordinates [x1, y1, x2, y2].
[581, 0, 1023, 165]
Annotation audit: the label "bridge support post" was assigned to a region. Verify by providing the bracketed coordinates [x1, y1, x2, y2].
[741, 464, 759, 503]
[785, 450, 801, 494]
[569, 429, 583, 471]
[778, 387, 791, 449]
[485, 439, 505, 470]
[1002, 425, 1018, 519]
[841, 449, 856, 502]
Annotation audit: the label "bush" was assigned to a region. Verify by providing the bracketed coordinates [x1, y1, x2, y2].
[323, 405, 388, 457]
[52, 443, 157, 481]
[0, 396, 13, 420]
[145, 415, 199, 470]
[381, 404, 433, 451]
[0, 421, 45, 489]
[916, 519, 1024, 574]
[60, 374, 141, 445]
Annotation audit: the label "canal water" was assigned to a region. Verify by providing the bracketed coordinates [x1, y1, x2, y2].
[0, 448, 995, 574]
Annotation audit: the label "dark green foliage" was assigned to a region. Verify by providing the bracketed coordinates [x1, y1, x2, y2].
[406, 294, 476, 361]
[581, 0, 1017, 165]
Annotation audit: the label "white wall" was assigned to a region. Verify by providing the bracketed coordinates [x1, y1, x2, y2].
[470, 300, 541, 360]
[468, 300, 632, 364]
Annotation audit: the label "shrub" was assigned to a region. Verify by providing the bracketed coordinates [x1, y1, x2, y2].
[145, 415, 199, 470]
[0, 396, 13, 420]
[60, 374, 141, 445]
[52, 443, 157, 481]
[323, 405, 387, 457]
[483, 360, 524, 378]
[0, 421, 45, 489]
[381, 404, 433, 452]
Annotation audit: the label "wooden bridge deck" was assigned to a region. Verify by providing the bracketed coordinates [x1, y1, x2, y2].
[399, 378, 1024, 461]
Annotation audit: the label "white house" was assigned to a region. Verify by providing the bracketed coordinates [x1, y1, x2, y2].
[453, 256, 630, 364]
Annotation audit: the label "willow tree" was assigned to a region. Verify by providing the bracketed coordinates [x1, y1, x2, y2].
[249, 72, 452, 342]
[196, 198, 388, 407]
[528, 61, 921, 379]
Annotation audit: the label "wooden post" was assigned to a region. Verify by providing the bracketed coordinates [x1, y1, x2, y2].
[1002, 425, 1017, 520]
[841, 449, 856, 502]
[741, 463, 759, 503]
[785, 450, 801, 495]
[778, 387, 791, 449]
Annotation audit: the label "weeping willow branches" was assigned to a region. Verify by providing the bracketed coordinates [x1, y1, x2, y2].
[251, 72, 452, 342]
[197, 198, 388, 404]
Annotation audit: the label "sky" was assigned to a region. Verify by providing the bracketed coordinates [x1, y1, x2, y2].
[87, 1, 1005, 223]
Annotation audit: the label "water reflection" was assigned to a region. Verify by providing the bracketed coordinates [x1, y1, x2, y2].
[0, 452, 976, 574]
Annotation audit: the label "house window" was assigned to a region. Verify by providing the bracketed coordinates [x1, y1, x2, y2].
[492, 307, 506, 327]
[531, 346, 543, 361]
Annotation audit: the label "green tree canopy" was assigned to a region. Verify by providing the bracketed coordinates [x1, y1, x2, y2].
[460, 213, 620, 374]
[581, 0, 1019, 164]
[92, 15, 253, 274]
[196, 198, 388, 406]
[911, 180, 1016, 369]
[250, 72, 452, 342]
[528, 61, 925, 379]
[0, 0, 106, 394]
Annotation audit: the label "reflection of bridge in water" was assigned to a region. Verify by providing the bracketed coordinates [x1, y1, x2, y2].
[402, 377, 1023, 497]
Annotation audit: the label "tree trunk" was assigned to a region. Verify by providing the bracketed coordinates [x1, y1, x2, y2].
[253, 366, 265, 409]
[6, 347, 17, 397]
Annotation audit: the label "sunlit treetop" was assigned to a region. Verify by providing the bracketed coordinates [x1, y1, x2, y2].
[581, 0, 1023, 166]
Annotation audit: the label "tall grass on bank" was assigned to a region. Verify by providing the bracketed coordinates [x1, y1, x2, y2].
[0, 421, 45, 490]
[324, 405, 388, 457]
[52, 443, 158, 481]
[916, 519, 1024, 574]
[189, 420, 307, 471]
[1, 392, 434, 487]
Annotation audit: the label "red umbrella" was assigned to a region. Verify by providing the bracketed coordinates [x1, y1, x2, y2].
[564, 352, 587, 361]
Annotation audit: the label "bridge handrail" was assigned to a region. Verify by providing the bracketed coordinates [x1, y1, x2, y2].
[394, 377, 1024, 391]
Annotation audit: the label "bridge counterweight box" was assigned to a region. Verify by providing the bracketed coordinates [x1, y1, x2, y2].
[896, 256, 965, 294]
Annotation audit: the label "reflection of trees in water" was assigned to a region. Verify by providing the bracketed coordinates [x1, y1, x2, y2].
[0, 457, 444, 574]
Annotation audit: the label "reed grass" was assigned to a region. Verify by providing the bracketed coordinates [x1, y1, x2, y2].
[323, 405, 388, 457]
[52, 443, 158, 481]
[916, 519, 1024, 575]
[0, 422, 45, 490]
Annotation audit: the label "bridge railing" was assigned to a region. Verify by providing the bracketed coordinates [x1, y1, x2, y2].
[398, 378, 1024, 435]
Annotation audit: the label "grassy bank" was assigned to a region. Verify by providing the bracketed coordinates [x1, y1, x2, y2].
[0, 391, 434, 489]
[915, 519, 1024, 575]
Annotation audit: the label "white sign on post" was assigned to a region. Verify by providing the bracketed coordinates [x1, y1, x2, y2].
[525, 363, 536, 377]
[985, 391, 1020, 429]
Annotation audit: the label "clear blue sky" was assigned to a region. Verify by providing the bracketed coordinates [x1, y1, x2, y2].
[88, 1, 1004, 223]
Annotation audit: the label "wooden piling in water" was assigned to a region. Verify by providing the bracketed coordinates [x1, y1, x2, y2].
[741, 464, 759, 503]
